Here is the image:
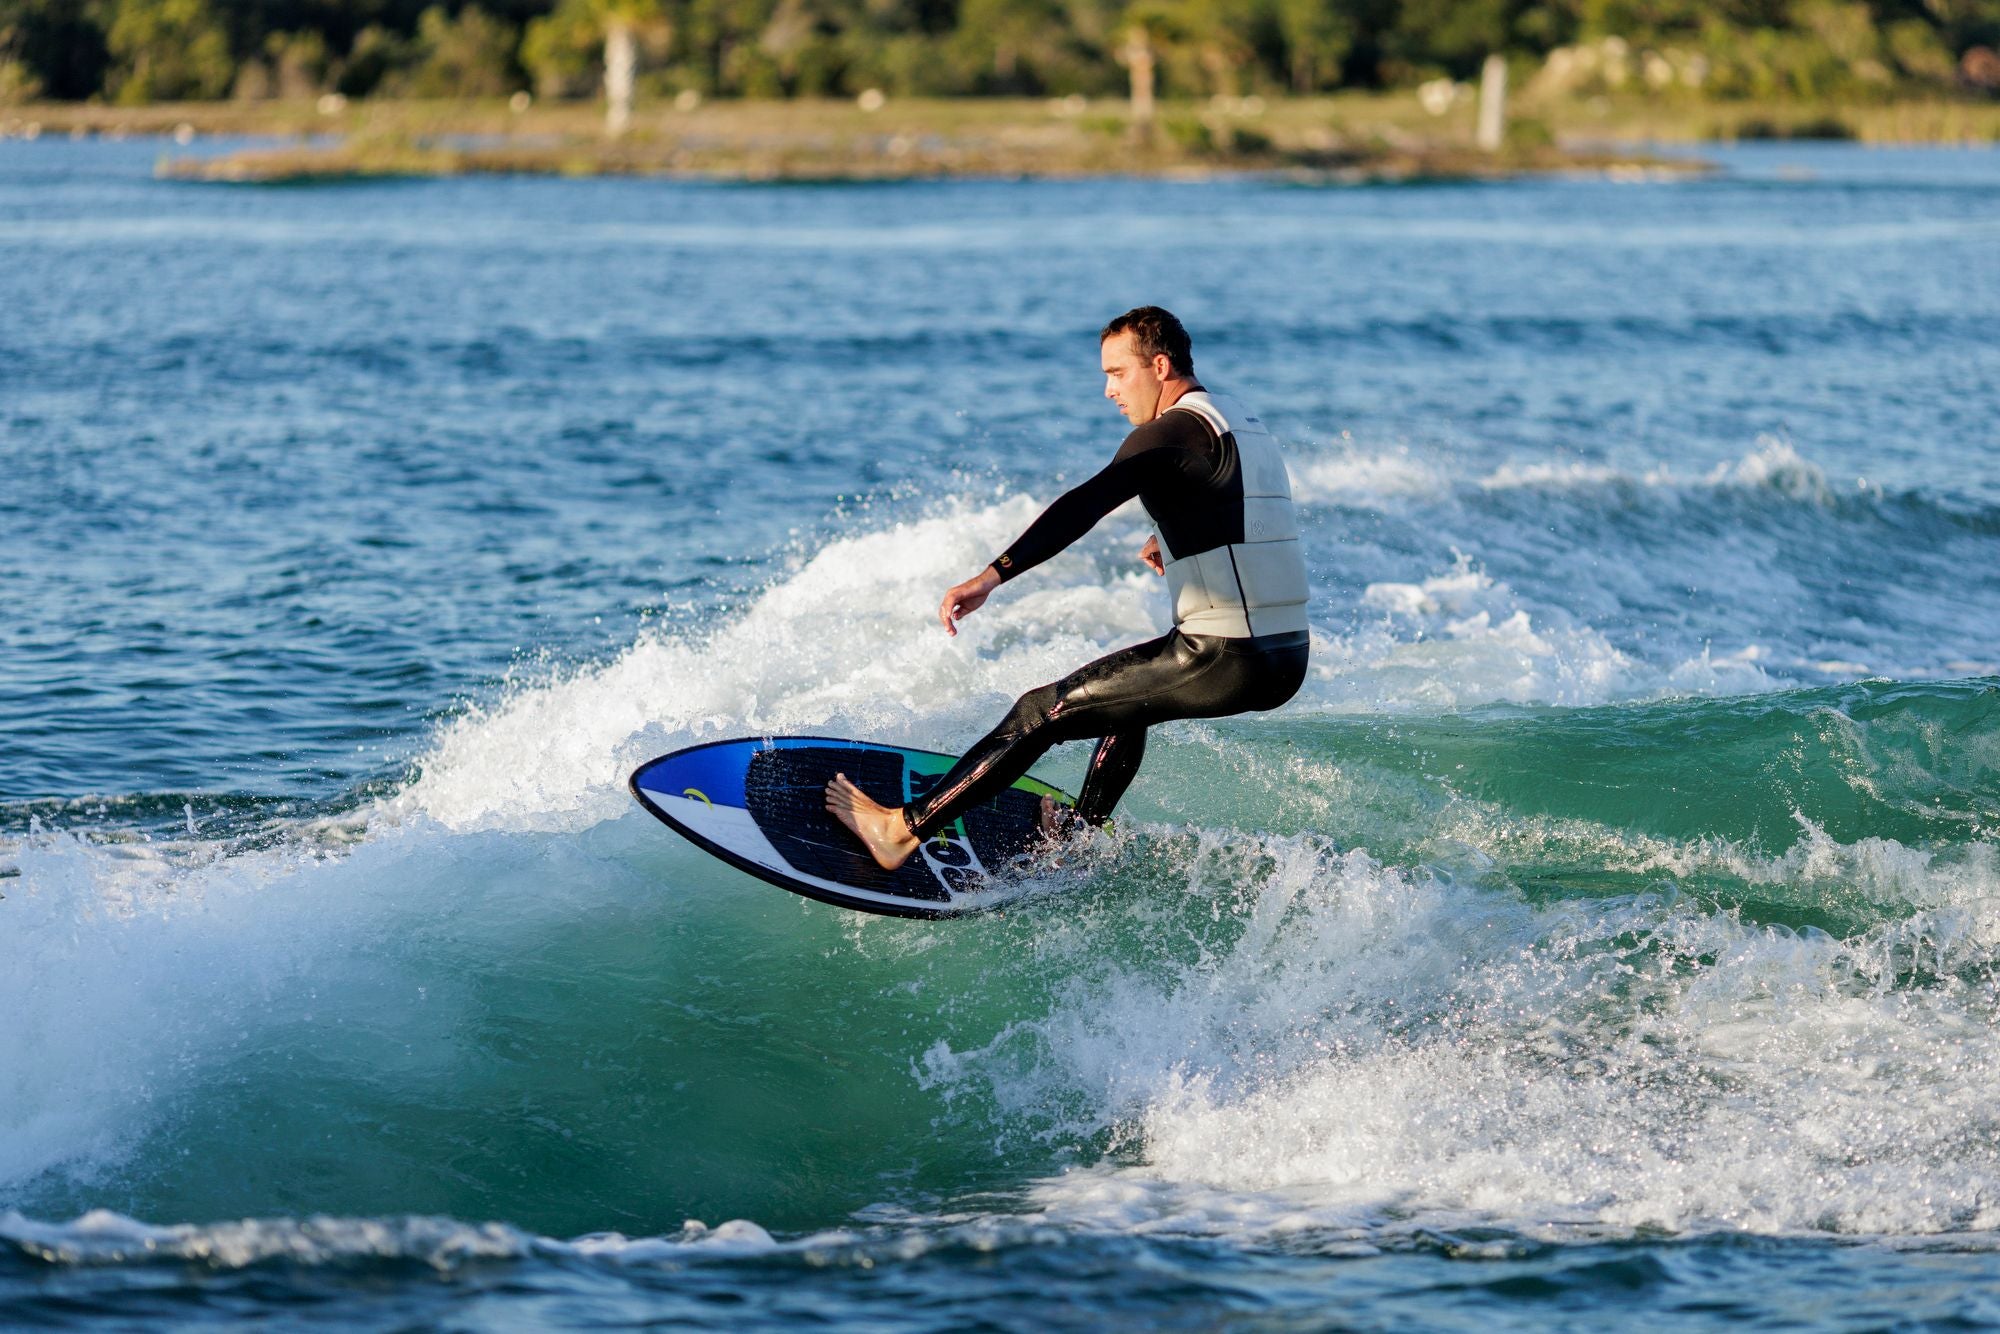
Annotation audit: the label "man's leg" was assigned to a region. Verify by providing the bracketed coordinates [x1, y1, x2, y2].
[899, 635, 1194, 842]
[827, 634, 1193, 869]
[836, 640, 1208, 872]
[1075, 729, 1146, 826]
[827, 629, 1305, 869]
[1036, 728, 1145, 839]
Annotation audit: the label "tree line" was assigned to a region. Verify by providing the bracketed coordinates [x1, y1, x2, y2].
[3, 0, 1997, 105]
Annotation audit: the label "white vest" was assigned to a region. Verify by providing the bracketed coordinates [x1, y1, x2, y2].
[1152, 391, 1311, 639]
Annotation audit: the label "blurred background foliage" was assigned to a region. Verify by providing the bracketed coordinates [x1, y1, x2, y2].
[1, 0, 1996, 104]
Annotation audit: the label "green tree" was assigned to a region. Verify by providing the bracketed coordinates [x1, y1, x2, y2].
[337, 23, 413, 96]
[938, 0, 1046, 91]
[388, 4, 521, 96]
[1275, 0, 1355, 90]
[1882, 17, 1955, 83]
[755, 0, 827, 92]
[0, 52, 39, 103]
[5, 0, 1996, 105]
[228, 28, 331, 98]
[523, 0, 672, 128]
[0, 0, 114, 100]
[1143, 0, 1263, 95]
[520, 0, 598, 94]
[105, 0, 234, 102]
[0, 1, 42, 102]
[1388, 0, 1515, 79]
[1929, 0, 2000, 53]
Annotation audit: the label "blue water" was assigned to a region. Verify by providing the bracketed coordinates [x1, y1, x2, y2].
[4, 136, 2000, 1329]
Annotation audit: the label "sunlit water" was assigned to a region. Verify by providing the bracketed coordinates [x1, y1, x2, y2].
[3, 138, 1999, 1329]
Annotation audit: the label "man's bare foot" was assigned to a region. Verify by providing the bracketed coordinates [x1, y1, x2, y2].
[825, 773, 920, 870]
[1039, 796, 1083, 840]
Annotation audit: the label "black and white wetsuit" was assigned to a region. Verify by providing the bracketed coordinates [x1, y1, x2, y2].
[904, 388, 1311, 840]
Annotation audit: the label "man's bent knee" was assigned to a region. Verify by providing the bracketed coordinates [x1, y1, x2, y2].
[1002, 683, 1064, 738]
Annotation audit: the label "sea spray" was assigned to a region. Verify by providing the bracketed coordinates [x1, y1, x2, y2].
[6, 483, 1996, 1238]
[959, 831, 2000, 1241]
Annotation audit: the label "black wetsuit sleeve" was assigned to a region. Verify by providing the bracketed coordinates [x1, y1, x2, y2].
[991, 455, 1157, 581]
[991, 412, 1211, 583]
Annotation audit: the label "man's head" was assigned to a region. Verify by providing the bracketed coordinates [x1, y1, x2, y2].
[1100, 306, 1195, 423]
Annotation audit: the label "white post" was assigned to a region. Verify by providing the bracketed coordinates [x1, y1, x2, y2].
[605, 20, 636, 139]
[1124, 26, 1156, 131]
[1476, 52, 1507, 151]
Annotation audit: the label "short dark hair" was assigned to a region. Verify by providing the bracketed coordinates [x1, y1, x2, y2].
[1100, 306, 1194, 378]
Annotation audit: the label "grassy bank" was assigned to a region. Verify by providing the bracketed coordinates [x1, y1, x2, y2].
[151, 96, 1692, 183]
[1542, 96, 2000, 145]
[3, 92, 1994, 183]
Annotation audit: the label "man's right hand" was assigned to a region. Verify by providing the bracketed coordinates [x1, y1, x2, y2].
[1139, 534, 1165, 575]
[939, 566, 1002, 636]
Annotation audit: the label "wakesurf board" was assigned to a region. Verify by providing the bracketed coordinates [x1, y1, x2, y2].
[629, 736, 1074, 918]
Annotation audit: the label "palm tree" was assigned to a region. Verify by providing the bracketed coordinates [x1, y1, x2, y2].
[524, 0, 674, 138]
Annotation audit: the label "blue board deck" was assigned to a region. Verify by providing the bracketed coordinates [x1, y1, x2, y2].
[629, 736, 1074, 918]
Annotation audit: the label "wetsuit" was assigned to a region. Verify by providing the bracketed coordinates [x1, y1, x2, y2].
[904, 388, 1310, 839]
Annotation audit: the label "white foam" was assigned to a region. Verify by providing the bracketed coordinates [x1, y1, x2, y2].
[1712, 439, 1835, 503]
[1293, 437, 1834, 507]
[0, 822, 457, 1190]
[920, 823, 2000, 1243]
[568, 1217, 785, 1260]
[1290, 449, 1447, 505]
[1278, 438, 1885, 698]
[1333, 555, 1773, 710]
[0, 796, 651, 1196]
[388, 482, 1819, 835]
[0, 1207, 533, 1270]
[0, 1203, 1105, 1275]
[1478, 459, 1649, 490]
[1475, 440, 1829, 502]
[394, 496, 1166, 834]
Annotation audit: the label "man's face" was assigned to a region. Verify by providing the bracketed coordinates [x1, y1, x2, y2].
[1101, 331, 1169, 424]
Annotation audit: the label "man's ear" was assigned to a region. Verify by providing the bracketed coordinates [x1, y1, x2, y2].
[1153, 353, 1174, 382]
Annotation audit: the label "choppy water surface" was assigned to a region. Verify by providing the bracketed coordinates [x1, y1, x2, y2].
[3, 139, 1999, 1329]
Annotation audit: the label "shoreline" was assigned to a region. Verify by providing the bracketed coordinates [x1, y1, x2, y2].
[3, 94, 1995, 183]
[152, 140, 1707, 186]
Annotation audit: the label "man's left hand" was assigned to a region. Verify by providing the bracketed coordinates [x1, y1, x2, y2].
[939, 566, 1002, 636]
[1139, 535, 1165, 575]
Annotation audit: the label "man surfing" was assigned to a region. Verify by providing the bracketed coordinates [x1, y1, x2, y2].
[826, 306, 1311, 870]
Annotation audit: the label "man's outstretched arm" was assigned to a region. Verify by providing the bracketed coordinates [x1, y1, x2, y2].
[989, 453, 1155, 585]
[936, 421, 1191, 635]
[936, 458, 1157, 638]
